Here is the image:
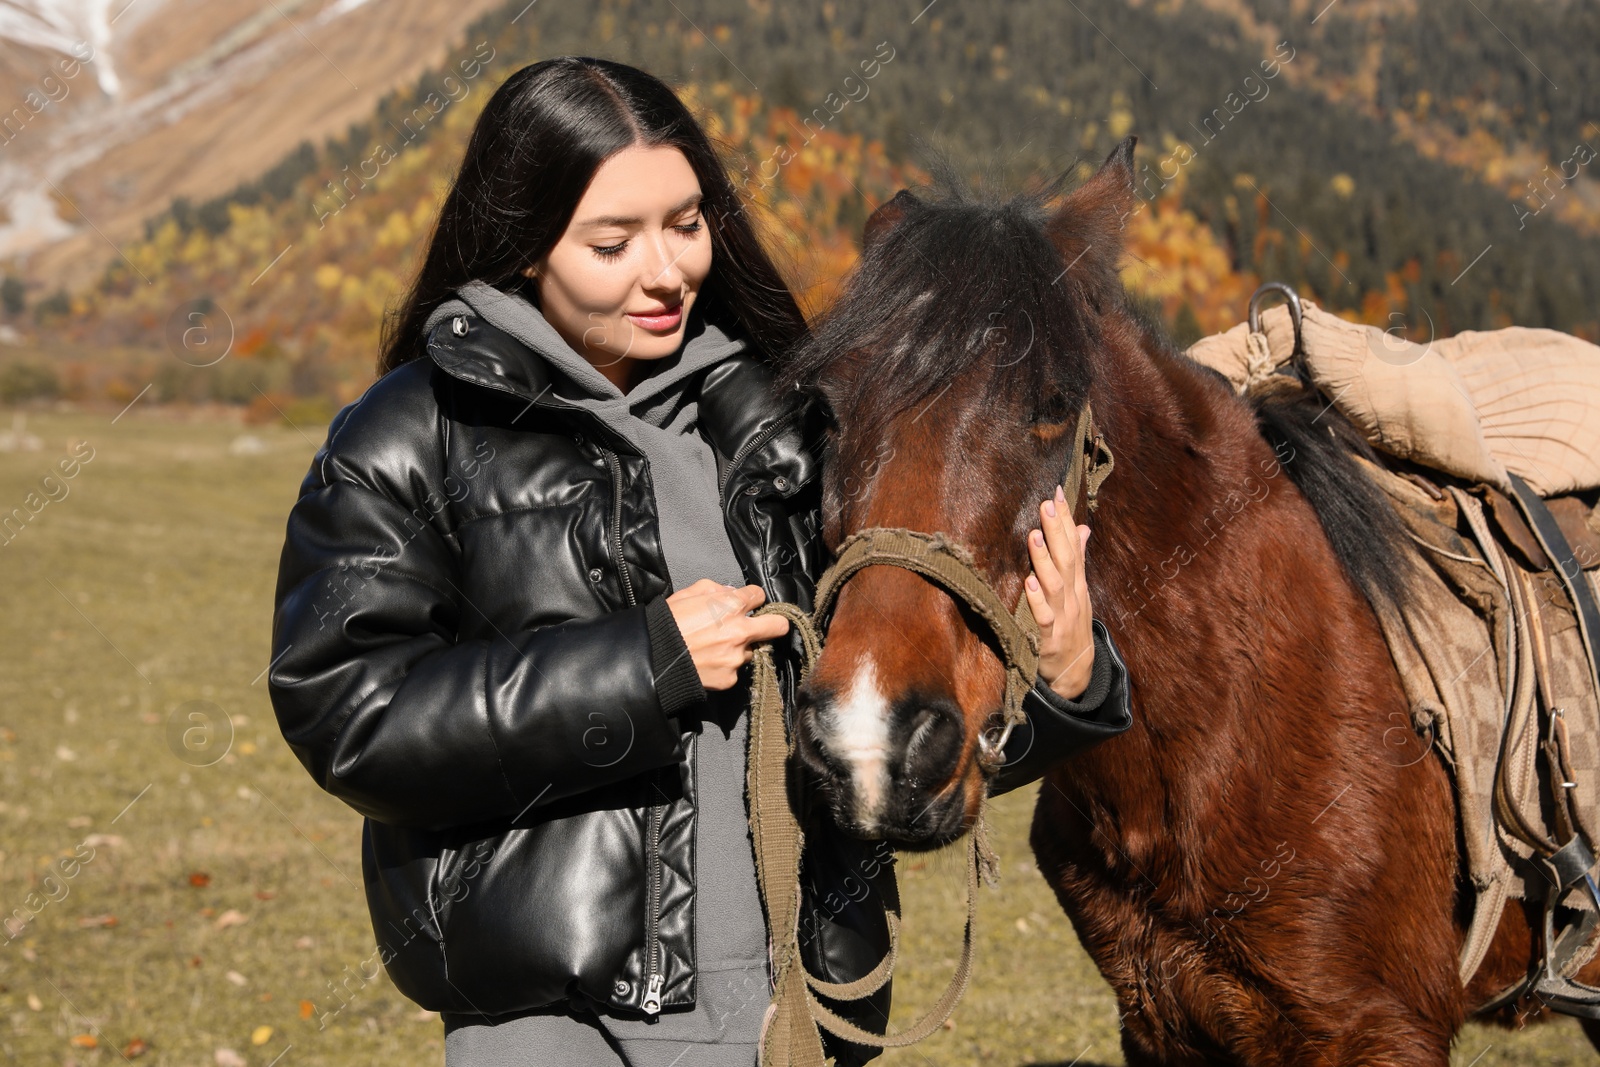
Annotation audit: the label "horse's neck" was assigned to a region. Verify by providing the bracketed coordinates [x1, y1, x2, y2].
[1063, 327, 1364, 820]
[1085, 330, 1288, 634]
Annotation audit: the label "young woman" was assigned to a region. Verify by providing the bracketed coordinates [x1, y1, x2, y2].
[267, 56, 1132, 1067]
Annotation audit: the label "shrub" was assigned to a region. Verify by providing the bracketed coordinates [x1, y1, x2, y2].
[0, 361, 61, 403]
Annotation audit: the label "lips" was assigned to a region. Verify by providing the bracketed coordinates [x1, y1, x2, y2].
[625, 302, 683, 331]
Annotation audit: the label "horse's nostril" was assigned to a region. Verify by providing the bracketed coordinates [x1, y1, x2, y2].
[791, 689, 843, 780]
[894, 698, 964, 781]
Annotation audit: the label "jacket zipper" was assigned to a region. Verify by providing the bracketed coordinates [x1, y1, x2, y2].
[604, 409, 797, 1017]
[601, 443, 665, 1013]
[713, 408, 800, 987]
[717, 408, 800, 501]
[435, 341, 788, 1015]
[643, 793, 665, 1014]
[600, 448, 638, 608]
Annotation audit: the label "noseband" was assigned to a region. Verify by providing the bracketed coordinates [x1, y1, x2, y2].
[810, 525, 1044, 772]
[744, 400, 1113, 1064]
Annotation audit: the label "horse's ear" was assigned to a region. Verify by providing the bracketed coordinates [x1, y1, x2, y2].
[1047, 136, 1138, 272]
[863, 189, 921, 250]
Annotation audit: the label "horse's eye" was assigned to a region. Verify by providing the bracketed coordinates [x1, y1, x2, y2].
[1027, 393, 1071, 426]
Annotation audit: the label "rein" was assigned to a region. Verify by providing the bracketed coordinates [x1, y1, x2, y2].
[745, 401, 1113, 1065]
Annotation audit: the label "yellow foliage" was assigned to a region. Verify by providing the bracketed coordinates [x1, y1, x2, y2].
[376, 211, 412, 249]
[179, 229, 211, 266]
[1121, 192, 1258, 335]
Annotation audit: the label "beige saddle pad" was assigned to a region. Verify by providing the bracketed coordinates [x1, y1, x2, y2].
[1186, 301, 1600, 496]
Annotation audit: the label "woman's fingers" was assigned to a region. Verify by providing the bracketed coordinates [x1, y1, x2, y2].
[1028, 499, 1098, 696]
[706, 584, 788, 643]
[696, 583, 758, 629]
[669, 581, 789, 690]
[1075, 525, 1092, 598]
[1027, 524, 1062, 601]
[1029, 483, 1082, 603]
[1041, 485, 1081, 586]
[743, 611, 791, 643]
[1024, 572, 1055, 629]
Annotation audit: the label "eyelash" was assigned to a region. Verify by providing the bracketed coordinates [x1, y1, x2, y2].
[592, 220, 703, 260]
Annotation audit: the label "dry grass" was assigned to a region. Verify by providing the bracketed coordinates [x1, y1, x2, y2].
[0, 408, 1590, 1065]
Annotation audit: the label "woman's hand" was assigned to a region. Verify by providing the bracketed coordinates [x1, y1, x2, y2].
[1024, 484, 1095, 700]
[665, 579, 791, 691]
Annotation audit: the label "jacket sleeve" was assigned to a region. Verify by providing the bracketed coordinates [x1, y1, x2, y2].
[986, 618, 1132, 798]
[268, 411, 695, 834]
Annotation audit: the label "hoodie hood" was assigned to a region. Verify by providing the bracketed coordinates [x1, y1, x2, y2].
[424, 279, 748, 434]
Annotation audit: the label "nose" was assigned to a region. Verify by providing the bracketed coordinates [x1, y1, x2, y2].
[641, 231, 685, 289]
[793, 685, 973, 848]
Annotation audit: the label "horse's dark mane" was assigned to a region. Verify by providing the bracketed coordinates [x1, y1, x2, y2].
[773, 160, 1103, 441]
[1251, 388, 1416, 615]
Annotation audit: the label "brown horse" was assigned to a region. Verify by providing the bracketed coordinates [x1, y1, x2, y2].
[772, 138, 1600, 1064]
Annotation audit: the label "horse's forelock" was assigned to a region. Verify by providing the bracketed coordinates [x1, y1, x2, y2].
[776, 183, 1114, 440]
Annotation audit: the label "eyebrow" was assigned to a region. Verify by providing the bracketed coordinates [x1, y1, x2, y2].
[575, 192, 703, 229]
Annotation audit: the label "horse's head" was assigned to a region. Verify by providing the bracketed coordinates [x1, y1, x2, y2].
[776, 140, 1138, 848]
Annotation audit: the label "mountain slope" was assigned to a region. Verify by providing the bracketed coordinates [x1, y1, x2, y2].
[0, 0, 507, 289]
[4, 0, 1597, 411]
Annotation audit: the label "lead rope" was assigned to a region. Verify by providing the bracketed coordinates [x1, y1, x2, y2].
[746, 552, 1023, 1065]
[745, 402, 1112, 1064]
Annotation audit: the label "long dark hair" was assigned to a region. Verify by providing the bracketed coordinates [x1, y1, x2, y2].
[378, 56, 806, 375]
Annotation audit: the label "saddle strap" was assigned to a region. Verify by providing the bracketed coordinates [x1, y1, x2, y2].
[1507, 472, 1600, 745]
[1473, 476, 1600, 1015]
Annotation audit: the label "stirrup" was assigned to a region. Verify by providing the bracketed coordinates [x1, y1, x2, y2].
[1529, 836, 1600, 1018]
[1530, 974, 1600, 1016]
[1473, 835, 1600, 1018]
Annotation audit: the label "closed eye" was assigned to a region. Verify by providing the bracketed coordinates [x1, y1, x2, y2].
[592, 219, 704, 260]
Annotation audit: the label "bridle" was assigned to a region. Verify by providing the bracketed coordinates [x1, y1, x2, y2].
[744, 399, 1114, 1064]
[809, 398, 1114, 766]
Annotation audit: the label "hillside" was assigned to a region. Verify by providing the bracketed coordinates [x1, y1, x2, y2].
[2, 0, 1597, 412]
[0, 0, 508, 291]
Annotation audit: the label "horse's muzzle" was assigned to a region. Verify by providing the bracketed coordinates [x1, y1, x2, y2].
[791, 685, 974, 850]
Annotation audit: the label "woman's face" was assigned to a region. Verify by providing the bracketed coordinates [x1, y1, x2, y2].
[525, 144, 713, 391]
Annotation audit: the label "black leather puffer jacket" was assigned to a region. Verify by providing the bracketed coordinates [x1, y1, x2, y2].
[267, 310, 1132, 1064]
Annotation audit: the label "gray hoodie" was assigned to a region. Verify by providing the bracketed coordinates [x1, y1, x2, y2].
[426, 281, 769, 1065]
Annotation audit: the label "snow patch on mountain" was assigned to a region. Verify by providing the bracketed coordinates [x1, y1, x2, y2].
[0, 0, 122, 95]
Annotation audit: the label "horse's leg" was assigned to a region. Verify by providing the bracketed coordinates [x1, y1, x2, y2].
[1582, 1016, 1600, 1054]
[1025, 796, 1232, 1066]
[1029, 786, 1269, 1067]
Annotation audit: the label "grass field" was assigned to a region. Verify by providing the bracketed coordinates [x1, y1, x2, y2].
[0, 406, 1592, 1065]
